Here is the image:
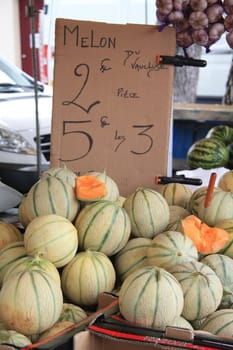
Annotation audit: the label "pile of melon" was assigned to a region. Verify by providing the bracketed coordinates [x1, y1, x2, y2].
[2, 166, 233, 346]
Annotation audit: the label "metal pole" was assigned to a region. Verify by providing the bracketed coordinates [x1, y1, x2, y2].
[28, 0, 41, 177]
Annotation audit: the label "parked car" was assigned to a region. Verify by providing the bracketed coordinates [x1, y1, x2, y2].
[0, 55, 52, 194]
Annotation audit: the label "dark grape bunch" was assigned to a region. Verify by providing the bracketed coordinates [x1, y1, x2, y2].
[156, 0, 233, 52]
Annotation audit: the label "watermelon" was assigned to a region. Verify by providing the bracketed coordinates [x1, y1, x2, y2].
[187, 138, 229, 170]
[206, 125, 233, 145]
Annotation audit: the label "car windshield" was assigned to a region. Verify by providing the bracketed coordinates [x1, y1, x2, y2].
[0, 56, 34, 87]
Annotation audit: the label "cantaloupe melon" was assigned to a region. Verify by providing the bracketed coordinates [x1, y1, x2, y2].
[75, 200, 131, 256]
[24, 214, 78, 268]
[61, 250, 116, 307]
[0, 269, 63, 335]
[119, 265, 184, 330]
[168, 260, 223, 321]
[123, 187, 170, 238]
[147, 230, 198, 269]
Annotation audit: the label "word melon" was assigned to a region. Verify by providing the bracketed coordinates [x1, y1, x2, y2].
[0, 221, 23, 250]
[168, 260, 223, 321]
[200, 309, 233, 337]
[0, 241, 27, 286]
[61, 250, 116, 307]
[119, 265, 184, 330]
[114, 237, 152, 281]
[24, 214, 78, 268]
[147, 230, 198, 269]
[201, 254, 233, 309]
[75, 200, 131, 256]
[157, 183, 192, 209]
[0, 269, 63, 336]
[22, 175, 80, 224]
[123, 187, 170, 238]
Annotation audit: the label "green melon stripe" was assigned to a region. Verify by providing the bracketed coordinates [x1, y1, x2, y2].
[202, 310, 233, 331]
[132, 189, 156, 235]
[25, 217, 70, 241]
[121, 256, 148, 279]
[94, 253, 108, 289]
[133, 271, 156, 322]
[47, 177, 57, 214]
[203, 192, 228, 225]
[27, 228, 74, 253]
[78, 256, 87, 305]
[53, 244, 77, 266]
[81, 202, 112, 247]
[14, 270, 41, 332]
[55, 177, 71, 218]
[116, 243, 150, 258]
[97, 206, 120, 251]
[32, 181, 40, 216]
[211, 319, 233, 335]
[218, 254, 227, 280]
[120, 268, 150, 300]
[162, 272, 182, 315]
[108, 209, 129, 255]
[37, 270, 58, 323]
[0, 254, 27, 274]
[195, 277, 202, 319]
[221, 240, 233, 254]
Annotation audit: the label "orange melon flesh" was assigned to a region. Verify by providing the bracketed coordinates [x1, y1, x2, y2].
[182, 215, 229, 255]
[75, 175, 107, 201]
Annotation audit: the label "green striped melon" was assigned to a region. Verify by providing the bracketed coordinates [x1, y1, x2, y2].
[157, 183, 192, 209]
[187, 138, 229, 170]
[0, 222, 23, 250]
[123, 187, 170, 238]
[58, 303, 87, 323]
[216, 219, 233, 258]
[119, 265, 184, 330]
[24, 214, 78, 268]
[0, 269, 63, 335]
[23, 176, 80, 223]
[168, 260, 223, 321]
[200, 254, 233, 309]
[3, 255, 61, 287]
[75, 200, 131, 256]
[147, 231, 198, 269]
[0, 241, 27, 286]
[61, 250, 116, 307]
[200, 309, 233, 337]
[83, 171, 119, 202]
[41, 165, 77, 188]
[189, 188, 233, 226]
[206, 125, 233, 145]
[114, 237, 152, 281]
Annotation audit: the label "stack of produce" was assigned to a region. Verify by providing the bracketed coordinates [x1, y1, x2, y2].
[187, 125, 233, 170]
[2, 167, 233, 346]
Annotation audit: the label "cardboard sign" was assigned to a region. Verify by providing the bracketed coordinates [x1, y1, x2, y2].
[51, 18, 176, 195]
